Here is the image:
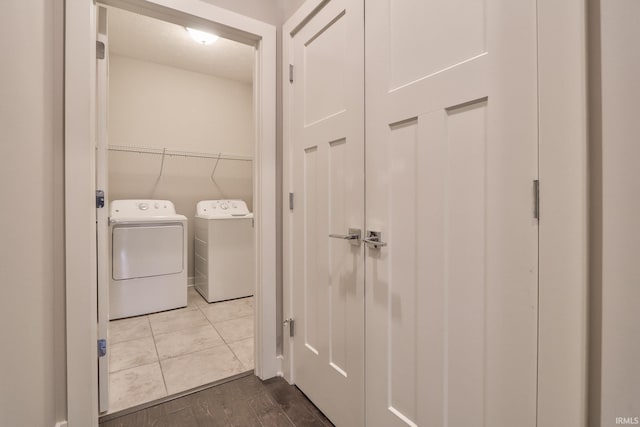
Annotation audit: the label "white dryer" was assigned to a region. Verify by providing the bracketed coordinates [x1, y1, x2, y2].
[110, 199, 187, 319]
[194, 199, 254, 303]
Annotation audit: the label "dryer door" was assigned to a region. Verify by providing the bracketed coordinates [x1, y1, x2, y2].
[112, 223, 184, 280]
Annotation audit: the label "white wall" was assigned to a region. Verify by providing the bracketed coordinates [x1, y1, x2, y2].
[0, 0, 66, 425]
[0, 1, 282, 425]
[108, 54, 254, 278]
[590, 0, 640, 425]
[109, 54, 253, 155]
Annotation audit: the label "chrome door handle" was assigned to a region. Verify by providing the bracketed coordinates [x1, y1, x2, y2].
[329, 228, 361, 246]
[363, 231, 387, 249]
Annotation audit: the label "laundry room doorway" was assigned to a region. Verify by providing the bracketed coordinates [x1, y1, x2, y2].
[96, 3, 265, 416]
[65, 1, 277, 424]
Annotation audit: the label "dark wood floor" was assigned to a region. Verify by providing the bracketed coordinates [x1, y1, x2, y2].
[100, 374, 334, 427]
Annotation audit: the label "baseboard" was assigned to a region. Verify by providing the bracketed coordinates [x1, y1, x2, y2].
[188, 276, 195, 286]
[55, 421, 68, 427]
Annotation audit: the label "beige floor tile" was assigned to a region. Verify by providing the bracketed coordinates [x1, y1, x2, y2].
[149, 308, 210, 336]
[228, 337, 254, 370]
[160, 345, 246, 395]
[108, 362, 166, 413]
[200, 298, 254, 324]
[154, 324, 225, 360]
[187, 287, 209, 307]
[110, 336, 158, 373]
[109, 316, 151, 344]
[213, 315, 254, 343]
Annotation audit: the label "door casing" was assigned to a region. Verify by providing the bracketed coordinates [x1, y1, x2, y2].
[64, 1, 277, 425]
[282, 1, 588, 425]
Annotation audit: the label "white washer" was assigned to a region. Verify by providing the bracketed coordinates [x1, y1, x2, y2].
[110, 199, 188, 319]
[194, 199, 254, 303]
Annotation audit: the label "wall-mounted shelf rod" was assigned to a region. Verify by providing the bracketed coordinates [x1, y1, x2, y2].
[108, 144, 253, 162]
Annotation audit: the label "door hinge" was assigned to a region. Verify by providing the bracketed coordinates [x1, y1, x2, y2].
[96, 41, 105, 60]
[96, 190, 105, 208]
[98, 339, 107, 358]
[289, 64, 294, 83]
[283, 318, 295, 337]
[289, 192, 294, 210]
[533, 179, 540, 220]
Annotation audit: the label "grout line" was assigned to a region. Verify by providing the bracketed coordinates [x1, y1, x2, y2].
[226, 335, 255, 371]
[108, 359, 159, 375]
[148, 309, 209, 337]
[203, 305, 255, 371]
[155, 360, 169, 396]
[150, 321, 169, 398]
[158, 341, 230, 363]
[109, 333, 154, 347]
[152, 322, 214, 339]
[108, 315, 154, 346]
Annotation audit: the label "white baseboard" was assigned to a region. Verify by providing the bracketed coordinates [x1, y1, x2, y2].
[188, 276, 195, 286]
[55, 421, 68, 427]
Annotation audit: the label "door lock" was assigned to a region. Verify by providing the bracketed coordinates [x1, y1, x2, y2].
[363, 231, 387, 249]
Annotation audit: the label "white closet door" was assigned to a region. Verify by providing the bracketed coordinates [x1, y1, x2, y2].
[289, 0, 365, 425]
[364, 0, 539, 426]
[96, 5, 110, 414]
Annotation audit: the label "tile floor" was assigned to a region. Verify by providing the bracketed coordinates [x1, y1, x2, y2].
[107, 287, 254, 413]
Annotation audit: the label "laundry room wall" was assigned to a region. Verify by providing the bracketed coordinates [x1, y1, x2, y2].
[108, 53, 254, 282]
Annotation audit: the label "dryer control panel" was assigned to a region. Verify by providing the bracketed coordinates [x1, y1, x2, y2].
[111, 199, 178, 218]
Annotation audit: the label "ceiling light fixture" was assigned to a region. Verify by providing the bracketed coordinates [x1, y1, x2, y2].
[185, 27, 218, 45]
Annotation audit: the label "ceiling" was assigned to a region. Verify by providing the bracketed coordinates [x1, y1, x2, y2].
[107, 6, 254, 84]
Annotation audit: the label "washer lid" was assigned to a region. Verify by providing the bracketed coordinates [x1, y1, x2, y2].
[196, 199, 252, 218]
[110, 199, 187, 223]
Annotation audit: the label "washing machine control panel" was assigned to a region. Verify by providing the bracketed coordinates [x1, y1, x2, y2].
[197, 199, 250, 217]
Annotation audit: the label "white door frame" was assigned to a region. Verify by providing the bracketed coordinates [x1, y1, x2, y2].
[282, 0, 588, 425]
[64, 1, 276, 425]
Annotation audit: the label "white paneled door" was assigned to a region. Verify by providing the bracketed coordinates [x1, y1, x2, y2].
[365, 0, 539, 426]
[96, 5, 110, 414]
[289, 0, 539, 426]
[289, 0, 365, 426]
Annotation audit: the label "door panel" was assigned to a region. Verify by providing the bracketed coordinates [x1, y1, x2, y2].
[389, 0, 486, 89]
[290, 0, 365, 425]
[366, 1, 538, 427]
[303, 12, 347, 124]
[96, 5, 110, 414]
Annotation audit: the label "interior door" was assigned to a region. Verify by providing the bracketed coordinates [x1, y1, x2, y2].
[96, 5, 110, 414]
[289, 0, 365, 425]
[364, 0, 539, 426]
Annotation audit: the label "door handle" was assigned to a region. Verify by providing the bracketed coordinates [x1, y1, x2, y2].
[363, 231, 387, 249]
[329, 228, 361, 246]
